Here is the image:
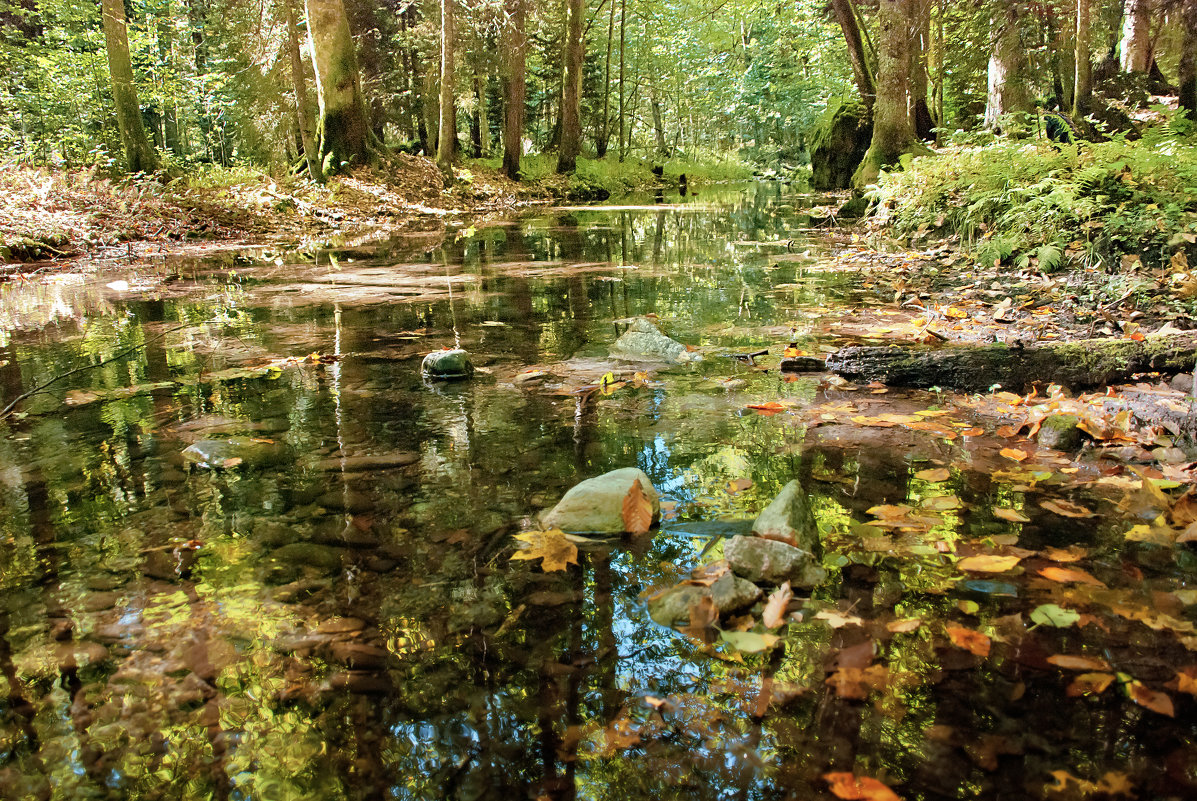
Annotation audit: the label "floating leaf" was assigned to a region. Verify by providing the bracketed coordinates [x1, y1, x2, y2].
[1039, 566, 1106, 587]
[1030, 604, 1081, 628]
[946, 625, 991, 657]
[726, 477, 753, 494]
[1066, 672, 1115, 697]
[720, 630, 779, 653]
[823, 772, 901, 801]
[1126, 680, 1175, 717]
[681, 596, 719, 640]
[1040, 499, 1096, 518]
[957, 554, 1022, 573]
[922, 494, 963, 511]
[622, 479, 654, 535]
[1042, 545, 1087, 563]
[825, 665, 890, 700]
[914, 467, 950, 482]
[1048, 654, 1111, 671]
[762, 582, 793, 629]
[887, 618, 922, 633]
[510, 529, 578, 572]
[993, 507, 1031, 523]
[815, 609, 865, 628]
[1000, 447, 1029, 462]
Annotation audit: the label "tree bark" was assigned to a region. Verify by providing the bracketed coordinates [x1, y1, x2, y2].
[556, 0, 584, 173]
[100, 0, 158, 173]
[909, 0, 934, 140]
[597, 0, 615, 158]
[1178, 0, 1197, 114]
[437, 0, 457, 178]
[1120, 0, 1151, 72]
[851, 0, 917, 188]
[826, 334, 1197, 392]
[984, 2, 1031, 131]
[304, 0, 369, 172]
[618, 0, 626, 161]
[1075, 0, 1093, 114]
[283, 0, 321, 181]
[502, 0, 527, 179]
[473, 69, 489, 157]
[831, 0, 875, 113]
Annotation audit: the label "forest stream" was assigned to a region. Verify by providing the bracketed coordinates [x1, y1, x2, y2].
[3, 183, 1197, 801]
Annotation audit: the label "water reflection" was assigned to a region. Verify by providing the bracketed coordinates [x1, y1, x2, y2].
[1, 183, 1195, 800]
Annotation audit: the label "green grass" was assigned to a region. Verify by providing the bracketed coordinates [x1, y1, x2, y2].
[470, 151, 753, 197]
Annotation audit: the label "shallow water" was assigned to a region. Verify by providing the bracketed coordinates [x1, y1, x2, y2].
[2, 183, 1196, 800]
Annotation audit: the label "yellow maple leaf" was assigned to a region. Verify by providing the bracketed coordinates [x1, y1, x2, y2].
[510, 529, 578, 572]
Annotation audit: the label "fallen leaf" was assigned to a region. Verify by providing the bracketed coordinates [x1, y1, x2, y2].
[1042, 545, 1087, 563]
[622, 479, 654, 535]
[1030, 604, 1081, 628]
[1048, 654, 1111, 671]
[510, 530, 579, 572]
[887, 618, 922, 633]
[720, 630, 779, 653]
[946, 625, 991, 657]
[914, 467, 951, 482]
[726, 477, 753, 494]
[221, 457, 243, 468]
[1039, 566, 1106, 587]
[815, 609, 865, 628]
[957, 555, 1022, 573]
[823, 772, 901, 801]
[993, 507, 1031, 523]
[1000, 447, 1029, 462]
[1064, 672, 1116, 697]
[825, 665, 890, 700]
[762, 582, 793, 629]
[922, 494, 963, 511]
[681, 596, 719, 640]
[1170, 667, 1197, 695]
[1040, 499, 1096, 518]
[1126, 680, 1175, 716]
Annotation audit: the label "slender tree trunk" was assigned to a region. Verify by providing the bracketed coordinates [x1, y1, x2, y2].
[597, 0, 614, 157]
[909, 0, 934, 140]
[421, 58, 439, 156]
[304, 0, 370, 171]
[1180, 0, 1197, 114]
[830, 0, 875, 113]
[155, 0, 182, 157]
[437, 0, 457, 178]
[556, 0, 584, 172]
[1075, 0, 1093, 114]
[618, 0, 626, 161]
[100, 0, 158, 173]
[984, 2, 1031, 131]
[474, 69, 489, 157]
[502, 0, 526, 179]
[283, 0, 321, 180]
[1120, 0, 1151, 72]
[932, 0, 945, 129]
[852, 0, 917, 188]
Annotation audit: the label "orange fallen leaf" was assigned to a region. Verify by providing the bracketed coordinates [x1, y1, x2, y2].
[762, 582, 793, 629]
[1127, 680, 1175, 717]
[914, 467, 951, 482]
[510, 529, 579, 572]
[1066, 672, 1115, 697]
[1000, 448, 1029, 462]
[993, 507, 1031, 523]
[946, 625, 991, 657]
[746, 402, 787, 415]
[726, 477, 753, 494]
[1047, 654, 1111, 671]
[1170, 667, 1197, 695]
[1039, 499, 1096, 518]
[957, 554, 1022, 573]
[1039, 566, 1106, 587]
[887, 618, 922, 634]
[823, 772, 901, 801]
[622, 479, 654, 535]
[1042, 545, 1087, 563]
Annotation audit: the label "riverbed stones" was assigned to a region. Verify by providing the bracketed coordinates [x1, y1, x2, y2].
[612, 317, 701, 364]
[1037, 413, 1084, 451]
[647, 572, 762, 626]
[182, 437, 287, 469]
[725, 535, 827, 587]
[540, 467, 660, 533]
[422, 348, 474, 380]
[752, 480, 818, 551]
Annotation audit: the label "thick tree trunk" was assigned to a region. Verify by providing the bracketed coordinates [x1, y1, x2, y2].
[1179, 0, 1197, 114]
[502, 0, 527, 179]
[283, 0, 321, 181]
[1120, 0, 1151, 72]
[851, 0, 917, 188]
[825, 334, 1197, 392]
[556, 0, 584, 173]
[421, 62, 439, 157]
[984, 2, 1031, 131]
[100, 0, 158, 173]
[472, 69, 489, 157]
[437, 0, 457, 178]
[1075, 0, 1093, 114]
[304, 0, 369, 171]
[830, 0, 875, 113]
[909, 0, 934, 140]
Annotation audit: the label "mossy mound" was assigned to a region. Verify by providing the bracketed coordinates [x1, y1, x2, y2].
[808, 96, 872, 191]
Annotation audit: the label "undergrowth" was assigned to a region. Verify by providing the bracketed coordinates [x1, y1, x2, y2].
[872, 114, 1197, 273]
[472, 153, 753, 198]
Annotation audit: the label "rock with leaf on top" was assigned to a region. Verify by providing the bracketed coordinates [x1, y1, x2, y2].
[752, 479, 820, 552]
[540, 467, 660, 534]
[647, 568, 762, 627]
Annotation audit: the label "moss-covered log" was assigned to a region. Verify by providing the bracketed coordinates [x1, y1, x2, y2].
[825, 334, 1197, 392]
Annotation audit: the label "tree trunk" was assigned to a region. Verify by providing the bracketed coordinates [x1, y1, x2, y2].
[155, 0, 182, 157]
[304, 0, 369, 171]
[1178, 0, 1197, 114]
[421, 61, 439, 157]
[556, 0, 584, 173]
[1075, 0, 1093, 114]
[618, 0, 626, 161]
[1120, 0, 1151, 72]
[283, 0, 321, 181]
[909, 0, 934, 140]
[474, 70, 489, 157]
[851, 0, 917, 188]
[597, 0, 615, 158]
[830, 0, 875, 113]
[502, 0, 527, 179]
[100, 0, 158, 173]
[984, 2, 1031, 131]
[650, 85, 668, 157]
[437, 0, 457, 178]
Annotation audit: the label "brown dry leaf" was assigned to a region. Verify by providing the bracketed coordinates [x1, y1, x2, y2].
[1047, 770, 1134, 797]
[993, 507, 1031, 523]
[1039, 566, 1106, 587]
[946, 625, 991, 657]
[680, 596, 719, 640]
[1126, 680, 1175, 717]
[762, 582, 793, 629]
[221, 457, 243, 468]
[1171, 667, 1197, 695]
[815, 609, 865, 628]
[1047, 654, 1111, 671]
[622, 479, 654, 535]
[922, 495, 963, 511]
[887, 618, 922, 634]
[914, 467, 951, 482]
[957, 554, 1022, 573]
[1040, 499, 1096, 518]
[823, 772, 902, 801]
[1066, 672, 1115, 697]
[867, 504, 913, 520]
[1000, 447, 1029, 462]
[509, 529, 579, 572]
[726, 477, 753, 494]
[825, 665, 890, 700]
[1042, 545, 1088, 563]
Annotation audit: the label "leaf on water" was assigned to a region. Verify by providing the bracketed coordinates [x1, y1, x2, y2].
[622, 479, 654, 535]
[957, 554, 1022, 573]
[921, 494, 963, 511]
[1047, 654, 1111, 671]
[815, 609, 865, 628]
[726, 477, 753, 494]
[1000, 447, 1029, 462]
[1047, 770, 1134, 797]
[1126, 680, 1175, 717]
[1039, 566, 1106, 587]
[1042, 545, 1088, 563]
[1066, 672, 1115, 697]
[1030, 604, 1081, 628]
[510, 529, 579, 572]
[681, 596, 719, 640]
[1170, 667, 1197, 695]
[946, 625, 991, 657]
[746, 401, 789, 415]
[221, 457, 243, 468]
[719, 630, 779, 653]
[867, 504, 913, 520]
[823, 772, 902, 801]
[914, 467, 951, 482]
[825, 665, 890, 700]
[1039, 499, 1096, 518]
[762, 582, 793, 629]
[993, 507, 1031, 523]
[887, 618, 922, 633]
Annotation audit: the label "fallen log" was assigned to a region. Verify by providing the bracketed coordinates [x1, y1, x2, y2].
[825, 333, 1197, 392]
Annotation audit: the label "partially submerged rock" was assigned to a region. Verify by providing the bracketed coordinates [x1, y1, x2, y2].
[725, 535, 826, 587]
[422, 348, 474, 380]
[182, 437, 287, 469]
[752, 480, 819, 552]
[647, 571, 762, 626]
[1037, 413, 1084, 451]
[540, 467, 660, 533]
[612, 317, 701, 364]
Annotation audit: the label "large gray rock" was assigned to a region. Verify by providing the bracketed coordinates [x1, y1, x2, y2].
[612, 317, 701, 364]
[725, 535, 826, 587]
[1037, 414, 1083, 451]
[647, 571, 762, 627]
[422, 349, 474, 380]
[182, 437, 287, 469]
[752, 480, 819, 551]
[540, 467, 660, 533]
